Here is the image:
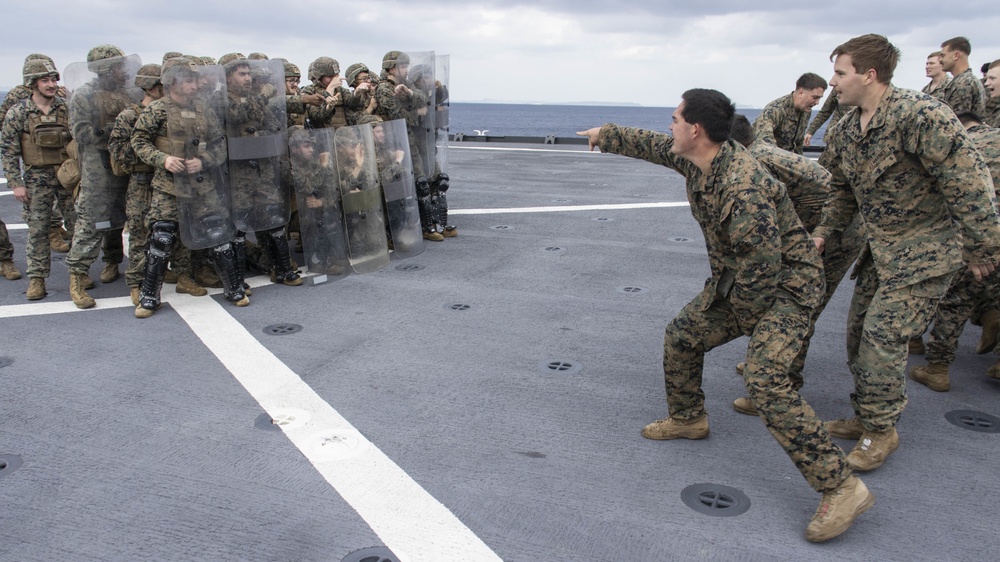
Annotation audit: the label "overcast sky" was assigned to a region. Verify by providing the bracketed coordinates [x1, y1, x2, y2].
[3, 1, 999, 108]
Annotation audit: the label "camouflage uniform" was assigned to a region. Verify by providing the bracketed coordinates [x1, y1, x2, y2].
[813, 86, 1000, 432]
[749, 141, 865, 386]
[921, 77, 951, 99]
[286, 134, 347, 271]
[108, 102, 155, 288]
[806, 94, 849, 144]
[65, 68, 133, 278]
[0, 219, 14, 261]
[941, 68, 987, 116]
[130, 96, 228, 276]
[598, 124, 850, 493]
[2, 84, 76, 235]
[374, 71, 427, 180]
[985, 96, 1000, 128]
[752, 93, 811, 154]
[300, 58, 350, 130]
[0, 95, 77, 279]
[921, 124, 1000, 365]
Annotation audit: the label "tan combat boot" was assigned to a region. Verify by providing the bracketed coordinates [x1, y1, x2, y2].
[824, 417, 864, 440]
[908, 363, 950, 392]
[134, 304, 155, 319]
[130, 286, 140, 306]
[1, 260, 21, 280]
[441, 226, 458, 238]
[55, 224, 71, 240]
[805, 476, 875, 543]
[100, 262, 120, 283]
[423, 230, 444, 242]
[26, 277, 46, 300]
[732, 397, 758, 416]
[907, 337, 925, 355]
[49, 228, 70, 253]
[80, 273, 95, 289]
[641, 414, 709, 440]
[976, 310, 1000, 354]
[735, 362, 746, 376]
[175, 275, 208, 296]
[69, 272, 96, 309]
[164, 269, 178, 284]
[986, 359, 1000, 380]
[846, 427, 899, 472]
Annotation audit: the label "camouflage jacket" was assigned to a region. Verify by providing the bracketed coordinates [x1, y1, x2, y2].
[288, 156, 340, 215]
[941, 68, 987, 116]
[0, 85, 31, 122]
[131, 97, 228, 196]
[373, 75, 414, 123]
[921, 77, 951, 99]
[806, 93, 849, 141]
[967, 124, 1000, 191]
[814, 85, 1000, 291]
[748, 141, 831, 231]
[299, 82, 350, 129]
[598, 124, 825, 331]
[752, 92, 811, 154]
[0, 95, 70, 189]
[984, 96, 1000, 128]
[107, 103, 153, 174]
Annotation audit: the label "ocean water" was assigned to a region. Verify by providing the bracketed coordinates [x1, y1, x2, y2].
[448, 102, 830, 143]
[449, 102, 764, 139]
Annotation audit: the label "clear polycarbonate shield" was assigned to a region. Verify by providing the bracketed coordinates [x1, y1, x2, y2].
[64, 54, 141, 230]
[433, 54, 450, 183]
[223, 58, 290, 232]
[405, 51, 437, 182]
[334, 125, 390, 273]
[170, 65, 237, 250]
[288, 128, 350, 284]
[374, 119, 423, 259]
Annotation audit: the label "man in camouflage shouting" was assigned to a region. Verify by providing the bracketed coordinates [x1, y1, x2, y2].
[813, 34, 1000, 471]
[578, 89, 871, 543]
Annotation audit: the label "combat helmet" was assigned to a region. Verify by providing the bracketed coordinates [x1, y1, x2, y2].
[25, 53, 55, 65]
[134, 63, 162, 90]
[345, 63, 370, 86]
[161, 56, 199, 87]
[248, 52, 269, 60]
[284, 61, 301, 79]
[381, 51, 410, 71]
[308, 57, 340, 82]
[409, 64, 432, 84]
[87, 44, 126, 72]
[23, 58, 60, 87]
[355, 114, 382, 126]
[162, 51, 183, 65]
[218, 52, 249, 73]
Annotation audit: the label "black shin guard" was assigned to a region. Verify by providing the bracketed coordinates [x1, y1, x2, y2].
[210, 242, 247, 303]
[266, 228, 300, 283]
[138, 221, 176, 310]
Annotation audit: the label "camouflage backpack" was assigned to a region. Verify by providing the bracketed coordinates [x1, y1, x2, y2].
[106, 104, 141, 176]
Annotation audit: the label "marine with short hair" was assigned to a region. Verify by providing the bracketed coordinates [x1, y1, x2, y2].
[984, 59, 1000, 127]
[814, 34, 1000, 472]
[1, 57, 76, 299]
[939, 36, 987, 116]
[753, 72, 828, 154]
[921, 51, 951, 99]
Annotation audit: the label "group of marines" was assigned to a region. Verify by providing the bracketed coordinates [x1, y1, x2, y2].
[0, 46, 453, 318]
[580, 33, 1000, 542]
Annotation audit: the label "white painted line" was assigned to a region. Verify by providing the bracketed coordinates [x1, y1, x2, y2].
[171, 295, 502, 562]
[451, 145, 597, 154]
[452, 201, 689, 215]
[6, 223, 26, 230]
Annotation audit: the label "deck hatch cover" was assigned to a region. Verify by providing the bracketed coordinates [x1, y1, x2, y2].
[944, 410, 1000, 433]
[681, 483, 751, 517]
[263, 323, 303, 336]
[341, 546, 400, 562]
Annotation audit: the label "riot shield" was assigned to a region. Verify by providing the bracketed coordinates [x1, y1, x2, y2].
[170, 65, 238, 250]
[334, 125, 390, 273]
[374, 119, 423, 258]
[64, 54, 141, 230]
[288, 128, 350, 284]
[434, 54, 451, 184]
[224, 58, 290, 233]
[406, 51, 437, 182]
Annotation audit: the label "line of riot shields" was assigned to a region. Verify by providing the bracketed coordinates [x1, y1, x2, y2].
[61, 53, 448, 286]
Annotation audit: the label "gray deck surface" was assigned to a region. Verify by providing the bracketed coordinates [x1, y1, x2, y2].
[1, 143, 997, 561]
